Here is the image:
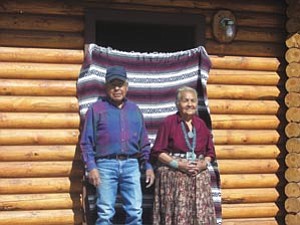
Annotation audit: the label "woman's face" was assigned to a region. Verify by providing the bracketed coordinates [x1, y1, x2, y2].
[177, 91, 197, 117]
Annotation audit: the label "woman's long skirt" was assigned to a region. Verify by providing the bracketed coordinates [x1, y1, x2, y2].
[153, 166, 216, 225]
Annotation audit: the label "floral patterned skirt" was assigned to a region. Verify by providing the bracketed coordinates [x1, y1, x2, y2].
[153, 165, 216, 225]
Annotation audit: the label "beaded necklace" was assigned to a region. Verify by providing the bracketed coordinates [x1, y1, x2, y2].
[181, 121, 196, 161]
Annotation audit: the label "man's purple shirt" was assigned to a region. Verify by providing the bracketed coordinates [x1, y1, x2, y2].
[80, 97, 152, 172]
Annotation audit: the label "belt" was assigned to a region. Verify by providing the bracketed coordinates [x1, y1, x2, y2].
[96, 153, 140, 160]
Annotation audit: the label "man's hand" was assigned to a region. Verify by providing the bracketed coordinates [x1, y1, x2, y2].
[88, 168, 101, 187]
[145, 169, 155, 188]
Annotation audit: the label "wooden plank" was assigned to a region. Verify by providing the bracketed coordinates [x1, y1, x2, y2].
[0, 129, 79, 145]
[0, 209, 82, 225]
[0, 178, 82, 194]
[222, 188, 279, 204]
[0, 79, 76, 96]
[0, 193, 81, 210]
[0, 29, 83, 49]
[221, 174, 279, 188]
[0, 0, 83, 15]
[218, 159, 279, 174]
[0, 96, 79, 112]
[215, 145, 280, 159]
[0, 113, 79, 128]
[0, 162, 83, 178]
[0, 13, 84, 32]
[0, 62, 80, 80]
[210, 55, 281, 71]
[213, 130, 280, 145]
[0, 47, 83, 64]
[222, 202, 278, 219]
[209, 99, 279, 115]
[206, 40, 286, 57]
[0, 145, 79, 161]
[208, 69, 279, 85]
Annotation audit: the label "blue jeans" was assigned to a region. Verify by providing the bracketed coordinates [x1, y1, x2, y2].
[95, 158, 142, 225]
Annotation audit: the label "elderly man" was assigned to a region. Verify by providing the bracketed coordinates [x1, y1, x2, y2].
[80, 65, 155, 225]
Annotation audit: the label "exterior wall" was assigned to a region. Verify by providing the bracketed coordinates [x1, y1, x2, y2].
[0, 0, 290, 224]
[284, 1, 300, 225]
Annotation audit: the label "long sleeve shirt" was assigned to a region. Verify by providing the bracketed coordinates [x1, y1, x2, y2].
[80, 97, 152, 172]
[151, 112, 216, 160]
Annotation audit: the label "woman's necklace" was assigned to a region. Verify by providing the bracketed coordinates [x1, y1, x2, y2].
[181, 121, 197, 161]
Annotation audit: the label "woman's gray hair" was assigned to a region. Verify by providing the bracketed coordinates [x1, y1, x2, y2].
[175, 86, 198, 108]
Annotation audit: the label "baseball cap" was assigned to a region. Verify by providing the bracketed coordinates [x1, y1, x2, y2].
[105, 66, 127, 83]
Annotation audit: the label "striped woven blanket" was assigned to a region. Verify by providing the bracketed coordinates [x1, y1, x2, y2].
[77, 44, 222, 224]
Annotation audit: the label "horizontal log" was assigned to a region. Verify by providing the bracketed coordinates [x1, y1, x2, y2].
[207, 84, 280, 100]
[0, 129, 79, 145]
[211, 114, 279, 129]
[286, 48, 300, 63]
[286, 62, 300, 77]
[0, 193, 81, 210]
[0, 79, 76, 96]
[286, 33, 300, 48]
[208, 69, 279, 85]
[218, 159, 279, 174]
[285, 197, 300, 213]
[215, 145, 280, 159]
[0, 62, 80, 80]
[219, 27, 285, 44]
[0, 178, 82, 194]
[286, 168, 300, 182]
[285, 182, 300, 198]
[285, 212, 300, 225]
[0, 112, 80, 128]
[0, 29, 83, 49]
[0, 96, 79, 112]
[285, 92, 300, 107]
[206, 40, 286, 58]
[0, 0, 84, 16]
[0, 47, 83, 64]
[100, 0, 285, 14]
[0, 13, 84, 32]
[0, 129, 279, 145]
[221, 174, 279, 189]
[286, 108, 300, 122]
[286, 138, 300, 153]
[223, 217, 277, 225]
[286, 153, 300, 168]
[0, 145, 80, 161]
[210, 56, 280, 71]
[0, 209, 82, 225]
[285, 123, 300, 138]
[209, 99, 279, 115]
[222, 202, 278, 219]
[286, 18, 300, 34]
[0, 161, 83, 178]
[286, 77, 300, 92]
[213, 129, 280, 145]
[222, 188, 278, 204]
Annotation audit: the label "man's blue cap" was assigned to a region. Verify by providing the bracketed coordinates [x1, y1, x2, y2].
[105, 66, 127, 83]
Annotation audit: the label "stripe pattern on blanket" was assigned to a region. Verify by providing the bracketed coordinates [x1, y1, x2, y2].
[77, 44, 222, 225]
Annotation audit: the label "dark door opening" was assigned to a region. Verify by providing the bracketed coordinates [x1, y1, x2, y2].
[96, 21, 196, 52]
[85, 9, 205, 53]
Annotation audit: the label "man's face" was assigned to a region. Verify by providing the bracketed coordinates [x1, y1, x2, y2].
[105, 79, 128, 106]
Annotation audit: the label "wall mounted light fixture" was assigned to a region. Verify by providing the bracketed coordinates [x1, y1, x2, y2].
[212, 10, 236, 43]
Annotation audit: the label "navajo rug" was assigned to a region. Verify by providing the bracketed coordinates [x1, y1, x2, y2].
[77, 44, 222, 225]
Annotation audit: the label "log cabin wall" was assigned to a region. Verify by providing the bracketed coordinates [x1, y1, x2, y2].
[0, 1, 85, 224]
[284, 1, 300, 225]
[0, 0, 290, 225]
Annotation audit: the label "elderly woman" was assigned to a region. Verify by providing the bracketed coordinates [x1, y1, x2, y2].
[151, 86, 217, 225]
